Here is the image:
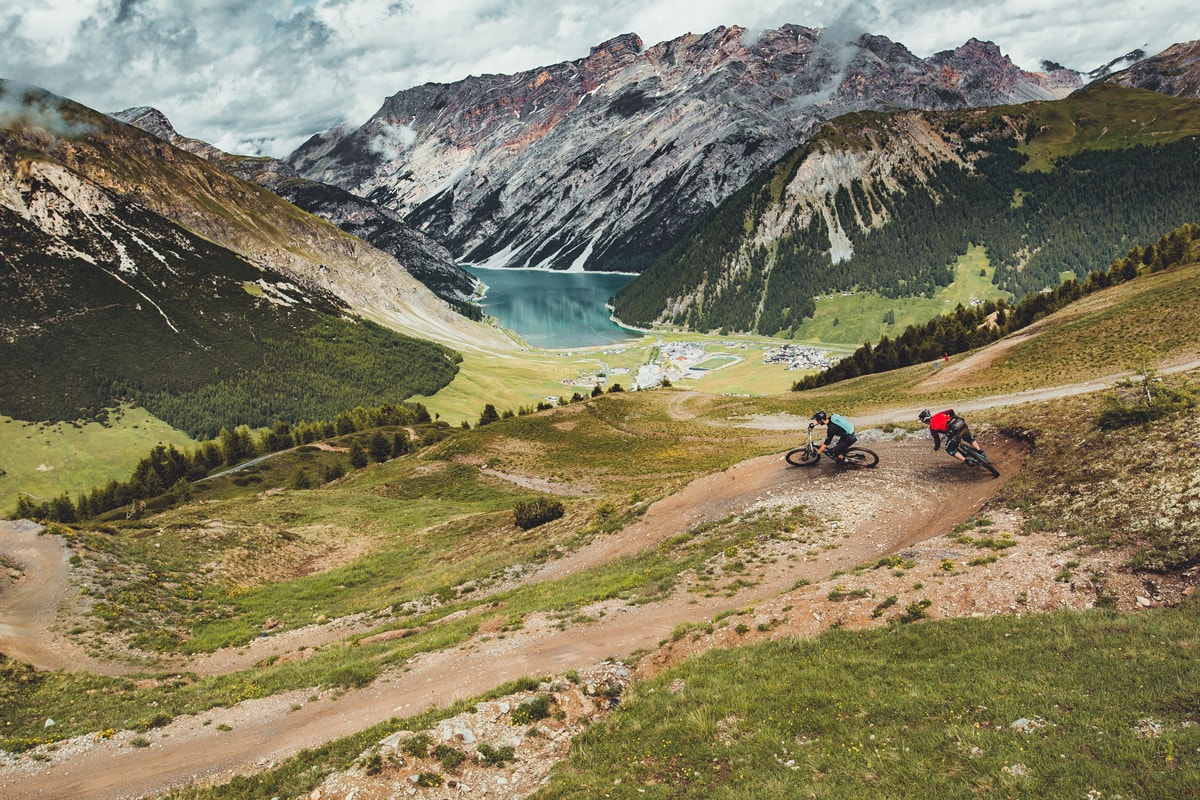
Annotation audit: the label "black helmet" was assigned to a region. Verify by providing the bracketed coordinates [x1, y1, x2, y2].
[812, 410, 828, 422]
[918, 409, 932, 423]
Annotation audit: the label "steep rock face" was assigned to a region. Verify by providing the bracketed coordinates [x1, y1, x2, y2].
[111, 108, 480, 306]
[287, 25, 1080, 273]
[929, 38, 1082, 103]
[1102, 39, 1200, 98]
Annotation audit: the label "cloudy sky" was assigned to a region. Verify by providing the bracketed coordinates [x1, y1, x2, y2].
[1, 0, 1194, 157]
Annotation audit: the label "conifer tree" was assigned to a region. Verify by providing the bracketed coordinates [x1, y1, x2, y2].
[349, 440, 368, 469]
[369, 432, 391, 463]
[478, 404, 501, 426]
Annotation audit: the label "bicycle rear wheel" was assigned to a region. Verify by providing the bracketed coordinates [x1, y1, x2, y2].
[843, 448, 879, 468]
[960, 443, 1000, 477]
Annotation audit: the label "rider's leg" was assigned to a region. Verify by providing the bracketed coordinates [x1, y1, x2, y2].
[830, 435, 854, 460]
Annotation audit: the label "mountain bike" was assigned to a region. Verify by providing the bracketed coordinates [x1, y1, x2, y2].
[956, 440, 1000, 478]
[785, 425, 879, 468]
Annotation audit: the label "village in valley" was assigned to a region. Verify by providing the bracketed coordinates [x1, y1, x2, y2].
[557, 339, 842, 394]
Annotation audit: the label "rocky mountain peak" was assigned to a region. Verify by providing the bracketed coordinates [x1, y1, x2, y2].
[1088, 49, 1149, 81]
[929, 37, 1078, 102]
[286, 24, 1087, 273]
[586, 32, 644, 64]
[938, 37, 1012, 65]
[110, 106, 176, 139]
[1101, 39, 1200, 98]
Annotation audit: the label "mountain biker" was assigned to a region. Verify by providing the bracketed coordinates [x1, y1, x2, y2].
[918, 408, 975, 464]
[811, 410, 856, 462]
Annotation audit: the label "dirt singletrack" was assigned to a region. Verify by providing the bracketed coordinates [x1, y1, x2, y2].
[0, 521, 130, 677]
[0, 425, 1026, 800]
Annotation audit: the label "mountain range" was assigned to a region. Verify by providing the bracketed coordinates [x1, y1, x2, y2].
[285, 26, 1086, 274]
[108, 107, 482, 312]
[3, 26, 1199, 435]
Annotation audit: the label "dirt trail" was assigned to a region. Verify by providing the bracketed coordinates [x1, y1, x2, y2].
[0, 431, 1023, 800]
[4, 336, 1197, 797]
[0, 521, 129, 677]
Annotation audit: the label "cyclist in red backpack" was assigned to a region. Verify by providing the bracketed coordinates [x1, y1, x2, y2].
[918, 409, 976, 465]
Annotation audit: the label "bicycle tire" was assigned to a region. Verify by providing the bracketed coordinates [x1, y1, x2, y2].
[785, 447, 821, 467]
[960, 443, 1000, 478]
[843, 447, 879, 468]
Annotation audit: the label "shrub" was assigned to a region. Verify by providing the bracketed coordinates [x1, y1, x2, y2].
[511, 694, 552, 724]
[513, 498, 564, 530]
[1096, 374, 1195, 430]
[402, 732, 431, 758]
[899, 599, 932, 624]
[477, 742, 517, 765]
[871, 596, 898, 618]
[434, 743, 465, 770]
[361, 751, 383, 775]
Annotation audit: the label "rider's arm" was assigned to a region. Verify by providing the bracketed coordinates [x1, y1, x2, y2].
[931, 429, 942, 451]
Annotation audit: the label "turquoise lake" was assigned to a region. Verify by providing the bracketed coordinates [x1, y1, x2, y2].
[462, 266, 642, 349]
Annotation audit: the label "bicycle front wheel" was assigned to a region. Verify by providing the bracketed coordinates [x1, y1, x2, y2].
[785, 447, 821, 466]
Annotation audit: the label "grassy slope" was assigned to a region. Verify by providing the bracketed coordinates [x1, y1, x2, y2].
[536, 606, 1200, 799]
[1019, 84, 1200, 171]
[790, 247, 1008, 346]
[4, 257, 1199, 795]
[726, 259, 1200, 420]
[0, 409, 195, 512]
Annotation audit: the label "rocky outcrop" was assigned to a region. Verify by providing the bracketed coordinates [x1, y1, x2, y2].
[1100, 39, 1200, 98]
[287, 25, 1082, 273]
[929, 38, 1083, 103]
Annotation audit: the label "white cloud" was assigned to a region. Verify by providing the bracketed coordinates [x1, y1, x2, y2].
[368, 120, 418, 160]
[0, 0, 1194, 158]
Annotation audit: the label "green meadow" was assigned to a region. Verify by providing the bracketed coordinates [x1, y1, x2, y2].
[790, 246, 1010, 346]
[0, 407, 194, 514]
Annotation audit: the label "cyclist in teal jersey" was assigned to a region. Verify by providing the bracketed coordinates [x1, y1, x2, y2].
[810, 410, 856, 462]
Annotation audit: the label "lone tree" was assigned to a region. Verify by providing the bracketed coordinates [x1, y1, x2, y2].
[348, 440, 368, 469]
[478, 403, 501, 427]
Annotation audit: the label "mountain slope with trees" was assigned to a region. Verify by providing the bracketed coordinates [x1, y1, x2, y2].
[612, 82, 1200, 335]
[0, 83, 463, 438]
